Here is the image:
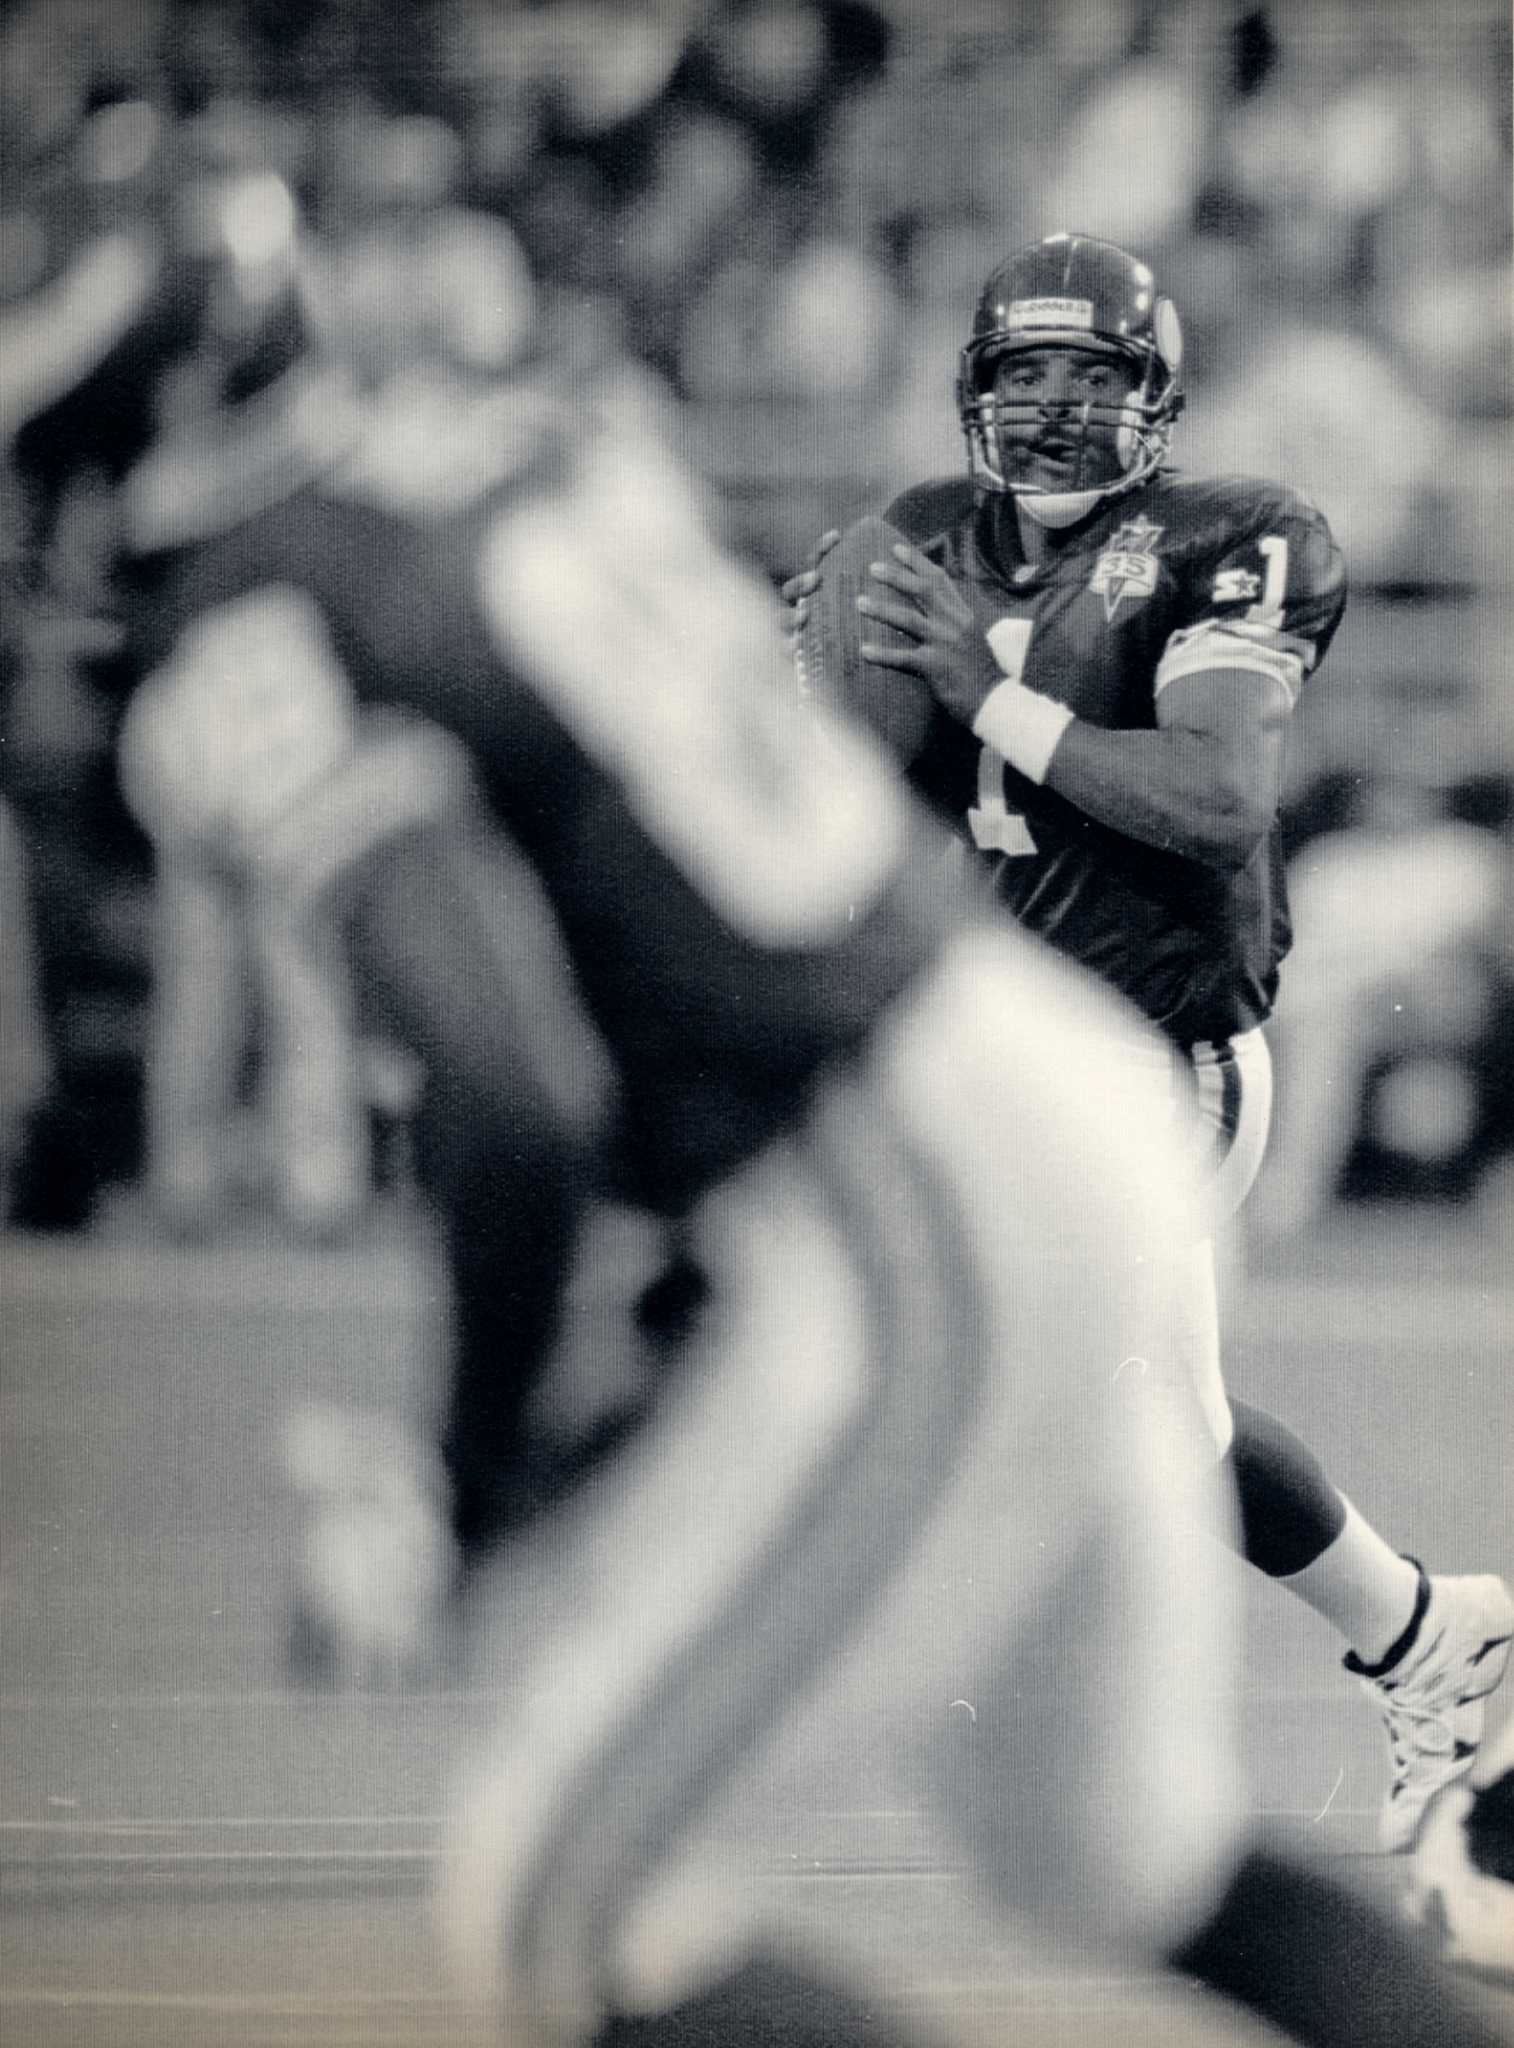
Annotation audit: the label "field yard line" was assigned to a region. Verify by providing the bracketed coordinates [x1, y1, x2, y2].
[0, 1987, 463, 2014]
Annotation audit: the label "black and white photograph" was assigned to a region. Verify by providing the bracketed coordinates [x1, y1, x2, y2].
[2, 2, 1511, 2043]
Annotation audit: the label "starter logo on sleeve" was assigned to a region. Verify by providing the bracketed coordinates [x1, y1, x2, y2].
[1211, 567, 1262, 605]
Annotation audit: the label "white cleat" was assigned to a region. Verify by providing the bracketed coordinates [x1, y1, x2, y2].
[1349, 1572, 1514, 1855]
[281, 1400, 458, 1690]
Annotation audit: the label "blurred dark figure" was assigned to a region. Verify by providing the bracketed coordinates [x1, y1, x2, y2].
[0, 86, 179, 1227]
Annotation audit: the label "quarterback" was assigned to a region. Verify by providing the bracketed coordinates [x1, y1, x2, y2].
[789, 231, 1512, 1859]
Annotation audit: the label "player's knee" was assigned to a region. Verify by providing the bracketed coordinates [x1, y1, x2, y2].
[919, 1522, 1245, 1962]
[927, 1699, 1242, 1961]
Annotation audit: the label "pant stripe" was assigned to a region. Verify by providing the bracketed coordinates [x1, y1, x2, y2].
[510, 1074, 993, 2007]
[1188, 1028, 1272, 1224]
[1189, 1039, 1237, 1152]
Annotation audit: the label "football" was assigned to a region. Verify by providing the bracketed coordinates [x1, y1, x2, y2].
[793, 513, 935, 766]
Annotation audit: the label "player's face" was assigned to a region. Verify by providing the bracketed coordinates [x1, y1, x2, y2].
[987, 346, 1142, 493]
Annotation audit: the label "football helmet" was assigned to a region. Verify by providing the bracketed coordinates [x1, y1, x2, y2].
[957, 231, 1184, 524]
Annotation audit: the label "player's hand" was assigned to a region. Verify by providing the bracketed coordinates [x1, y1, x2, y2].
[857, 542, 1002, 725]
[780, 528, 840, 641]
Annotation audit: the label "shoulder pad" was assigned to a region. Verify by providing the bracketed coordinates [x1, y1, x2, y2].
[1153, 470, 1333, 544]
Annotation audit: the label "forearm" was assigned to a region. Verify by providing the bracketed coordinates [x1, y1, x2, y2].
[852, 535, 1288, 871]
[1042, 719, 1267, 867]
[970, 673, 1275, 870]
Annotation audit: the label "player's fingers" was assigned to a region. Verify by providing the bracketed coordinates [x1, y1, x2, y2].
[885, 543, 968, 617]
[780, 568, 820, 604]
[855, 590, 928, 635]
[870, 551, 958, 620]
[891, 540, 947, 584]
[868, 553, 921, 593]
[807, 527, 841, 569]
[857, 637, 927, 671]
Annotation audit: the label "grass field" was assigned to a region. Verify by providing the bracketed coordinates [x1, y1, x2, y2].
[2, 1198, 1511, 2045]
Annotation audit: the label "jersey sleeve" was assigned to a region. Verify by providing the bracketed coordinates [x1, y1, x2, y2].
[1155, 488, 1346, 706]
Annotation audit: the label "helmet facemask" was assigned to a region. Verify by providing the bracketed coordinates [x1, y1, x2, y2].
[958, 324, 1183, 524]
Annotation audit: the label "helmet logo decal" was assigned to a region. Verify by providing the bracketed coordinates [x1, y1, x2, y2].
[1088, 514, 1164, 621]
[1005, 296, 1095, 332]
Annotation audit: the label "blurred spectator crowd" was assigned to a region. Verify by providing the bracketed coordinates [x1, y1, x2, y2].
[0, 0, 1510, 1241]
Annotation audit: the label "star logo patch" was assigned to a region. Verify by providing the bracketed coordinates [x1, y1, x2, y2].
[1089, 514, 1164, 622]
[1211, 566, 1262, 605]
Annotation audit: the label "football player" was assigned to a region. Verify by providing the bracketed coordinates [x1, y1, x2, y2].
[785, 230, 1513, 1862]
[102, 192, 1508, 2048]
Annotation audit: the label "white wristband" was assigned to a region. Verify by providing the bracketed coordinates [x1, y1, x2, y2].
[971, 679, 1074, 785]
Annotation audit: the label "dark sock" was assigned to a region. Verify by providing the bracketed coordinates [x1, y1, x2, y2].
[1223, 1398, 1348, 1576]
[1169, 1842, 1505, 2046]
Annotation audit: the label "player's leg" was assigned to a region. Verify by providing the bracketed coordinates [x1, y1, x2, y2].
[1120, 1219, 1430, 1696]
[139, 841, 246, 1235]
[1168, 1836, 1511, 2047]
[1189, 1031, 1514, 1852]
[593, 1951, 919, 2048]
[276, 813, 615, 1683]
[435, 1093, 939, 2034]
[434, 925, 1253, 2035]
[597, 1877, 1513, 2048]
[795, 988, 1512, 2048]
[251, 876, 370, 1243]
[339, 817, 616, 1561]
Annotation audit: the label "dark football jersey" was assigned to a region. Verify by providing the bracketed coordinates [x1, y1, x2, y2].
[884, 470, 1347, 1046]
[119, 389, 951, 1206]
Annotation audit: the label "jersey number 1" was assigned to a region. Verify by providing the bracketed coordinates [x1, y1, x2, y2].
[968, 617, 1038, 858]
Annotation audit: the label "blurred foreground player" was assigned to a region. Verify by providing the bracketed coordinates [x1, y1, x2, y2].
[107, 186, 1508, 2048]
[787, 230, 1513, 1860]
[1409, 1704, 1514, 1980]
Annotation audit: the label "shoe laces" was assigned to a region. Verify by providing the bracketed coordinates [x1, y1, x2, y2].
[1362, 1679, 1459, 1778]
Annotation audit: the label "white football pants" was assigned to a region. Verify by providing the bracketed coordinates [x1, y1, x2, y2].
[436, 925, 1247, 2042]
